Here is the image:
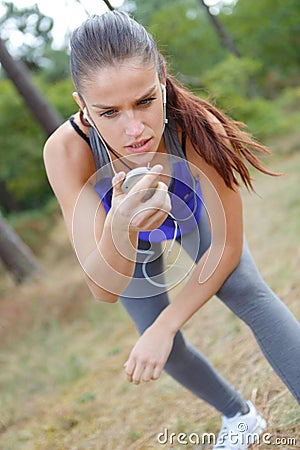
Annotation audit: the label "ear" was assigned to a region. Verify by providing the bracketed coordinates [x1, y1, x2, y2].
[72, 92, 85, 110]
[72, 92, 91, 128]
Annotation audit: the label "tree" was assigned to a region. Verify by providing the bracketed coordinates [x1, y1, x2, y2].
[102, 0, 115, 11]
[0, 2, 64, 134]
[0, 42, 51, 281]
[0, 38, 63, 136]
[0, 213, 43, 284]
[0, 179, 21, 213]
[124, 0, 224, 84]
[0, 2, 73, 215]
[222, 0, 300, 95]
[197, 0, 241, 57]
[0, 3, 63, 282]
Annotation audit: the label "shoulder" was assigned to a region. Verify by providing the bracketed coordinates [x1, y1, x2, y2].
[43, 113, 95, 185]
[43, 114, 97, 224]
[44, 112, 90, 159]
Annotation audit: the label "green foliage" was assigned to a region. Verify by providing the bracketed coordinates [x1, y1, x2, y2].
[126, 0, 174, 26]
[125, 0, 300, 96]
[127, 0, 224, 79]
[41, 46, 71, 82]
[201, 55, 300, 139]
[222, 0, 300, 94]
[0, 79, 47, 208]
[36, 77, 76, 120]
[0, 76, 76, 211]
[150, 0, 224, 78]
[202, 55, 262, 101]
[201, 56, 281, 138]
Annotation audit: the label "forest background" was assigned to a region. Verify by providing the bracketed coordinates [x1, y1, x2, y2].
[0, 0, 299, 449]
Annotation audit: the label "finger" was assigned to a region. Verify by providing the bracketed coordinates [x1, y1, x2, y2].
[126, 181, 167, 207]
[133, 209, 169, 232]
[130, 190, 171, 229]
[130, 206, 166, 230]
[125, 371, 133, 383]
[141, 180, 169, 202]
[142, 363, 156, 383]
[143, 181, 169, 203]
[131, 362, 146, 385]
[112, 171, 126, 196]
[151, 365, 162, 381]
[124, 358, 135, 383]
[127, 181, 169, 212]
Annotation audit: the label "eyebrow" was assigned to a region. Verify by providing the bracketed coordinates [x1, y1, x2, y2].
[91, 85, 158, 110]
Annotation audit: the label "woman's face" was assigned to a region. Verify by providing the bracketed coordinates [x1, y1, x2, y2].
[79, 59, 165, 167]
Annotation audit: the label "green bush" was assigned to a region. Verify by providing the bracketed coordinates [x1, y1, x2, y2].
[201, 55, 294, 140]
[0, 76, 76, 211]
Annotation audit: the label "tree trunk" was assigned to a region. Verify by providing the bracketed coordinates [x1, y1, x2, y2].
[102, 0, 114, 11]
[0, 179, 22, 213]
[0, 213, 43, 284]
[197, 0, 257, 97]
[197, 0, 241, 58]
[0, 38, 62, 136]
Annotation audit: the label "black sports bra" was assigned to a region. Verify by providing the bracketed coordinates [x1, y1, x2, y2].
[69, 115, 90, 145]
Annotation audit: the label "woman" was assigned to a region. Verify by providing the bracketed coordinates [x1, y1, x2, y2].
[43, 11, 300, 449]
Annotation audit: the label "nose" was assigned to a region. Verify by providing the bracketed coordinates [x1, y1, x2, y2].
[124, 113, 144, 138]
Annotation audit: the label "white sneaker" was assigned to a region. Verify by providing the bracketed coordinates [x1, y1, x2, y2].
[213, 401, 267, 449]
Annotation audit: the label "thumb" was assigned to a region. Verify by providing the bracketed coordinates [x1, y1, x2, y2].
[112, 171, 126, 196]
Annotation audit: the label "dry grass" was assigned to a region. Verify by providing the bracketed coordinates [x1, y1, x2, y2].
[0, 151, 299, 450]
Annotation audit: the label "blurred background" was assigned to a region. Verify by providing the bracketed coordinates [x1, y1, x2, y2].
[0, 1, 299, 448]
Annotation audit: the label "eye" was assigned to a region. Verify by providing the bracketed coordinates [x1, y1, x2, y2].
[139, 97, 157, 106]
[100, 109, 118, 118]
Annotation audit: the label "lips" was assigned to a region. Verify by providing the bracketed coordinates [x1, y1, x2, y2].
[125, 137, 152, 154]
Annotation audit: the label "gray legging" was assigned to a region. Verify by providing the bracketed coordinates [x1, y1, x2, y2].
[120, 211, 300, 416]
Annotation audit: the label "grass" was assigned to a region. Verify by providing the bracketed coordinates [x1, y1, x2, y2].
[0, 150, 299, 449]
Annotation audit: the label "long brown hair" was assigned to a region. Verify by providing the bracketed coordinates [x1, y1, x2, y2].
[70, 11, 278, 191]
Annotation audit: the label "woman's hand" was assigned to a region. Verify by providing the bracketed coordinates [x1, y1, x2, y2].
[110, 164, 171, 233]
[124, 324, 175, 384]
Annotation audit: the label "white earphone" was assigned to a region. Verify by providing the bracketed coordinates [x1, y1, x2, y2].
[83, 107, 94, 126]
[161, 83, 168, 125]
[83, 106, 118, 176]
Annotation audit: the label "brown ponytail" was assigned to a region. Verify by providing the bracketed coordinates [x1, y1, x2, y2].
[166, 75, 279, 191]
